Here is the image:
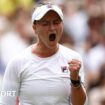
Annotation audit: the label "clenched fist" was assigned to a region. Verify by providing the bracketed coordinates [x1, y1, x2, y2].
[68, 59, 81, 80]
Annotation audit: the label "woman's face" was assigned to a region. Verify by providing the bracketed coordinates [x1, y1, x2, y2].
[33, 10, 63, 49]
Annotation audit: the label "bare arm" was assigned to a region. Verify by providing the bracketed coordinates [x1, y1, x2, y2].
[68, 59, 87, 105]
[71, 82, 86, 105]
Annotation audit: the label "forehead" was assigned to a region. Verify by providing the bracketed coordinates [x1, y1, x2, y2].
[40, 10, 61, 20]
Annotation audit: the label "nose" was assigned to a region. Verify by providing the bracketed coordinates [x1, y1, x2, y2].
[49, 23, 55, 30]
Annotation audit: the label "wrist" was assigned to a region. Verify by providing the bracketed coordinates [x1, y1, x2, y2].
[70, 73, 79, 80]
[70, 72, 79, 80]
[70, 76, 81, 87]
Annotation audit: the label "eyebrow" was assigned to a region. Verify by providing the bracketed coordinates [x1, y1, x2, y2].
[40, 18, 61, 22]
[35, 18, 62, 25]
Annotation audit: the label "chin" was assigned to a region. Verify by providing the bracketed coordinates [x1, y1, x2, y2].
[48, 42, 58, 49]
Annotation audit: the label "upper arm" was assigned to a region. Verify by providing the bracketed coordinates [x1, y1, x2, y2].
[0, 58, 20, 105]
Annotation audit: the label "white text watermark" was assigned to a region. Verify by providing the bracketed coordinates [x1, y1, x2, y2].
[0, 91, 16, 97]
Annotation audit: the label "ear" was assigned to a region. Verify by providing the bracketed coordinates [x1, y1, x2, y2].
[32, 24, 38, 35]
[32, 24, 36, 30]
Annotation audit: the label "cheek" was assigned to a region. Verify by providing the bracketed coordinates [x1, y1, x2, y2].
[36, 25, 46, 34]
[59, 23, 63, 31]
[58, 26, 63, 36]
[35, 28, 40, 35]
[36, 30, 46, 39]
[38, 32, 48, 42]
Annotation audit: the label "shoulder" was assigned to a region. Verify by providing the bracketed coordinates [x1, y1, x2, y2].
[7, 45, 32, 69]
[59, 44, 82, 60]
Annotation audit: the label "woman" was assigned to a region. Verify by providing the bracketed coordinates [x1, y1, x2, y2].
[0, 2, 86, 105]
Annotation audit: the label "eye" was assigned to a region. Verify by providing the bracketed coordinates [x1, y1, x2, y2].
[53, 20, 61, 25]
[40, 21, 49, 26]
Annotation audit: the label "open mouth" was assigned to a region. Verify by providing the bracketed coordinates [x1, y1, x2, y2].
[49, 33, 56, 41]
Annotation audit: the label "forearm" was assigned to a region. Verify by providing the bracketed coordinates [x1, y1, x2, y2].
[68, 58, 86, 105]
[71, 84, 86, 105]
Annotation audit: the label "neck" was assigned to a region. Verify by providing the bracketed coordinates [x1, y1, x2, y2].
[32, 43, 59, 58]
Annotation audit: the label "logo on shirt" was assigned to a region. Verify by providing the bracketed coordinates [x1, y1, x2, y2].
[61, 66, 68, 73]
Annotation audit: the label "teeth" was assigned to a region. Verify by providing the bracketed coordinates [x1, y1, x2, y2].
[49, 34, 56, 41]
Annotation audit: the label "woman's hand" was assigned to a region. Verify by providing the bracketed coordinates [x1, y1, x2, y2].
[68, 59, 81, 80]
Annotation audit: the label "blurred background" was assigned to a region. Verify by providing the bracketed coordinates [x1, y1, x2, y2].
[0, 0, 105, 105]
